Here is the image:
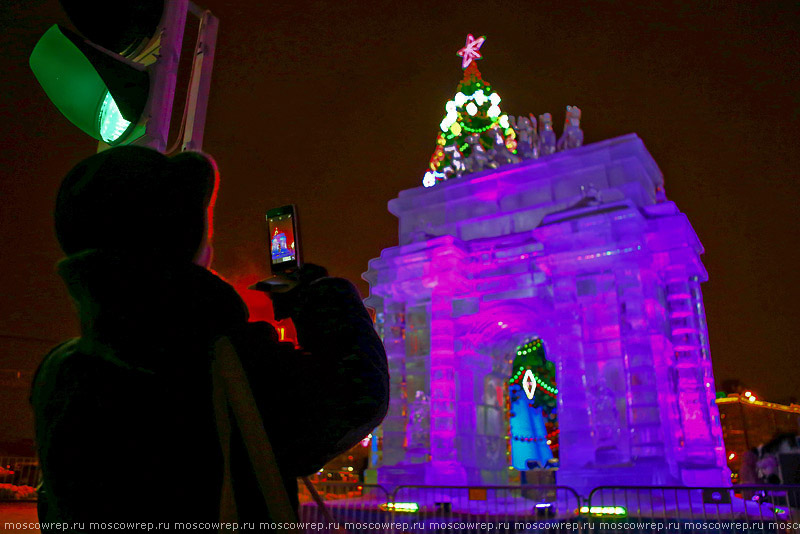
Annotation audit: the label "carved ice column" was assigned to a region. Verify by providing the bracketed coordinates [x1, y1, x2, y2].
[616, 264, 675, 476]
[663, 266, 728, 484]
[403, 304, 431, 465]
[379, 300, 408, 469]
[550, 301, 594, 479]
[425, 238, 469, 485]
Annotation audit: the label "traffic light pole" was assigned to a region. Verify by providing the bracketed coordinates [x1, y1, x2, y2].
[142, 0, 189, 152]
[180, 4, 218, 152]
[97, 0, 218, 153]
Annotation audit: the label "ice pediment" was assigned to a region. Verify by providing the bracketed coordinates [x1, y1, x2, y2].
[392, 134, 664, 246]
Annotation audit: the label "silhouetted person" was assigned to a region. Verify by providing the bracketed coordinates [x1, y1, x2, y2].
[31, 146, 388, 530]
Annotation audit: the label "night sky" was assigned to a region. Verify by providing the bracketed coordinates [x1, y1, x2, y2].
[1, 1, 799, 402]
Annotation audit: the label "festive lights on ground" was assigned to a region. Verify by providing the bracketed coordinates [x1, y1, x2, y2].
[380, 502, 419, 513]
[579, 506, 627, 517]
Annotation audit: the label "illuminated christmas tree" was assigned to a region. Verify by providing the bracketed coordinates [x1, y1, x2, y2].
[507, 338, 558, 468]
[423, 35, 516, 187]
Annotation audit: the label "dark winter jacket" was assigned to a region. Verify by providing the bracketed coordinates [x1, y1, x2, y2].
[31, 250, 389, 529]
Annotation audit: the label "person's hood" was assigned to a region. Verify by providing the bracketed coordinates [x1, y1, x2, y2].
[58, 249, 248, 371]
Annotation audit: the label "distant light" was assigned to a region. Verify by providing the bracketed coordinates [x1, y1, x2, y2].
[580, 506, 627, 517]
[547, 440, 552, 445]
[347, 466, 354, 472]
[744, 391, 752, 397]
[749, 397, 756, 403]
[535, 503, 552, 508]
[728, 453, 735, 460]
[380, 502, 419, 513]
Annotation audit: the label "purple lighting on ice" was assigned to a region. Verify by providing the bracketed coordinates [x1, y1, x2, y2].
[364, 134, 729, 493]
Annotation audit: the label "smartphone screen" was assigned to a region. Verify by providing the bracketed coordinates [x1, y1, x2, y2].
[266, 205, 300, 273]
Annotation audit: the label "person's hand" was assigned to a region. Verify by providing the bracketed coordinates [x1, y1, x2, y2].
[249, 264, 328, 293]
[248, 275, 297, 294]
[249, 264, 329, 320]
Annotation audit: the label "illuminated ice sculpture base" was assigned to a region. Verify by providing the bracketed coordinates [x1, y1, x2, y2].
[363, 134, 729, 494]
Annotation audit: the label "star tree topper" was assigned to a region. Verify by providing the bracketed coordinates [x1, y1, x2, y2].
[456, 34, 486, 69]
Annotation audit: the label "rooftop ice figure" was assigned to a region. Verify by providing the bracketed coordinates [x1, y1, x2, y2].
[488, 127, 520, 166]
[509, 114, 539, 160]
[557, 105, 584, 151]
[538, 113, 557, 156]
[463, 133, 497, 173]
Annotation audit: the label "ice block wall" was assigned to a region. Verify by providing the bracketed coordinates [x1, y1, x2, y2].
[363, 134, 729, 494]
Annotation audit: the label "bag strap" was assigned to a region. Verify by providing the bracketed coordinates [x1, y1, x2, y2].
[300, 477, 349, 534]
[212, 336, 302, 534]
[211, 352, 238, 526]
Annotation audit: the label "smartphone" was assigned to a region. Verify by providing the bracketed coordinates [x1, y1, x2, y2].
[266, 204, 302, 274]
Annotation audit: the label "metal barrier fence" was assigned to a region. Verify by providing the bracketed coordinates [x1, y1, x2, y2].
[298, 482, 393, 531]
[390, 485, 583, 533]
[587, 485, 800, 533]
[299, 483, 800, 533]
[0, 457, 39, 501]
[4, 462, 800, 534]
[299, 483, 583, 533]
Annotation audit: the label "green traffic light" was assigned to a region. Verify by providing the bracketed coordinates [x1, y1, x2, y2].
[30, 25, 147, 145]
